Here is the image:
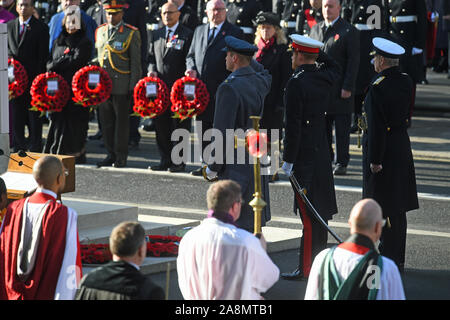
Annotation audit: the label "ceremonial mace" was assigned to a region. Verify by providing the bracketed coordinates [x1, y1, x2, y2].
[247, 116, 267, 236]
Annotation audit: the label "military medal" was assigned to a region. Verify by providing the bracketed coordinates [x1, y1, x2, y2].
[113, 41, 123, 50]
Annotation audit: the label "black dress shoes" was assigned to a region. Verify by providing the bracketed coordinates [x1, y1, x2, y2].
[96, 157, 115, 168]
[333, 164, 347, 176]
[149, 164, 170, 171]
[281, 267, 305, 281]
[190, 167, 203, 176]
[169, 164, 185, 173]
[113, 160, 127, 168]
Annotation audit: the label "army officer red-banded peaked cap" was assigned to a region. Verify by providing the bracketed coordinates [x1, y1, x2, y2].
[289, 34, 324, 54]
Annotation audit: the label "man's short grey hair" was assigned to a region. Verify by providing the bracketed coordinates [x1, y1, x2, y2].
[383, 57, 400, 67]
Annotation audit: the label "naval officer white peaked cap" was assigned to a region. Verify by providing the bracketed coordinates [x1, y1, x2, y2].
[371, 37, 405, 58]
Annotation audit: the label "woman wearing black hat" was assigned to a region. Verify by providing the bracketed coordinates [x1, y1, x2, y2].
[253, 11, 292, 181]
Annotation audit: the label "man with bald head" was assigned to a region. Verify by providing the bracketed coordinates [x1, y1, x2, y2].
[0, 156, 81, 300]
[304, 199, 405, 300]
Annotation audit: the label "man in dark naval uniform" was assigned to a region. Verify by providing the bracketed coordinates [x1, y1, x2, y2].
[385, 0, 427, 124]
[296, 0, 323, 35]
[362, 37, 419, 273]
[224, 0, 262, 43]
[203, 36, 272, 233]
[341, 0, 384, 133]
[281, 34, 340, 280]
[277, 0, 310, 36]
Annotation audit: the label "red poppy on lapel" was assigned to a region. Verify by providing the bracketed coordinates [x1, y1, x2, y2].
[64, 48, 70, 54]
[222, 31, 225, 36]
[334, 34, 340, 41]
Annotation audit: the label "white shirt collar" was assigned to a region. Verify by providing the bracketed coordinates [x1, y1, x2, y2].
[125, 260, 140, 270]
[209, 21, 224, 31]
[325, 16, 339, 27]
[36, 188, 58, 200]
[166, 22, 179, 34]
[19, 16, 32, 26]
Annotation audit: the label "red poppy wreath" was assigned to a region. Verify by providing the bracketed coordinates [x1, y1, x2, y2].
[8, 58, 28, 100]
[133, 77, 170, 118]
[170, 76, 209, 121]
[30, 72, 70, 113]
[72, 65, 112, 107]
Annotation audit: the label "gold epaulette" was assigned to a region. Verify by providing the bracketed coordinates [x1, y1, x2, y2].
[373, 76, 385, 86]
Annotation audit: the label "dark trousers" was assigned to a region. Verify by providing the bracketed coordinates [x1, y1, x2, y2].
[99, 94, 130, 162]
[10, 94, 43, 152]
[194, 119, 213, 164]
[380, 212, 407, 268]
[326, 113, 351, 167]
[155, 109, 192, 166]
[129, 101, 141, 144]
[297, 197, 328, 277]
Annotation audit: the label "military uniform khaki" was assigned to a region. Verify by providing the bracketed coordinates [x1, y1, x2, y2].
[95, 21, 142, 165]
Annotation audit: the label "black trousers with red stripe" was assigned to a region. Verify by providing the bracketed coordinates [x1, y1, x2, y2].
[297, 198, 329, 277]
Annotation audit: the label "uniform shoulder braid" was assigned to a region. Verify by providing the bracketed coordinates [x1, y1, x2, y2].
[372, 76, 385, 86]
[125, 23, 138, 31]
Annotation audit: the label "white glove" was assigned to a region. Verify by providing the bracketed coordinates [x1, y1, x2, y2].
[282, 162, 293, 176]
[206, 167, 218, 180]
[412, 47, 423, 55]
[431, 12, 438, 23]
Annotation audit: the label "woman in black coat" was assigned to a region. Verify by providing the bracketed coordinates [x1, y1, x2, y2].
[253, 11, 292, 180]
[44, 7, 93, 163]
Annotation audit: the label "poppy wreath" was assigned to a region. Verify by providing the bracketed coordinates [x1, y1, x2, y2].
[80, 244, 113, 265]
[80, 235, 182, 264]
[170, 76, 210, 121]
[8, 58, 28, 100]
[133, 77, 170, 118]
[146, 235, 182, 257]
[72, 65, 112, 107]
[30, 72, 70, 113]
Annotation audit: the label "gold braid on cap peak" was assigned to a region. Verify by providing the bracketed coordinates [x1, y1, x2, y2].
[100, 28, 136, 74]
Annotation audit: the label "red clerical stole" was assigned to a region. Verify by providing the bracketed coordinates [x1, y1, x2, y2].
[0, 192, 69, 300]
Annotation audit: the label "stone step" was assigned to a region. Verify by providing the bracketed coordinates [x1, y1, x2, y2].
[63, 198, 138, 231]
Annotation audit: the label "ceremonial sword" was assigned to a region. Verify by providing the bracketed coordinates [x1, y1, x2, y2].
[288, 173, 343, 244]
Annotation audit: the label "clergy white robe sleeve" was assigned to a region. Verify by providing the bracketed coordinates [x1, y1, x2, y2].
[54, 207, 80, 300]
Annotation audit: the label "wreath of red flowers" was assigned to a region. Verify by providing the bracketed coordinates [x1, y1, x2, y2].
[30, 72, 70, 113]
[170, 76, 210, 121]
[133, 77, 170, 118]
[80, 235, 182, 265]
[72, 65, 112, 107]
[8, 58, 28, 100]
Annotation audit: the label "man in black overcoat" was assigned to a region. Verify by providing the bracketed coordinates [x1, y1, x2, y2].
[185, 0, 243, 176]
[7, 0, 49, 152]
[147, 2, 193, 173]
[362, 37, 419, 273]
[281, 34, 340, 280]
[309, 0, 360, 176]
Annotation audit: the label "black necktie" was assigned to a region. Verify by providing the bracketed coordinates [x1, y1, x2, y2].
[166, 29, 172, 44]
[208, 27, 216, 44]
